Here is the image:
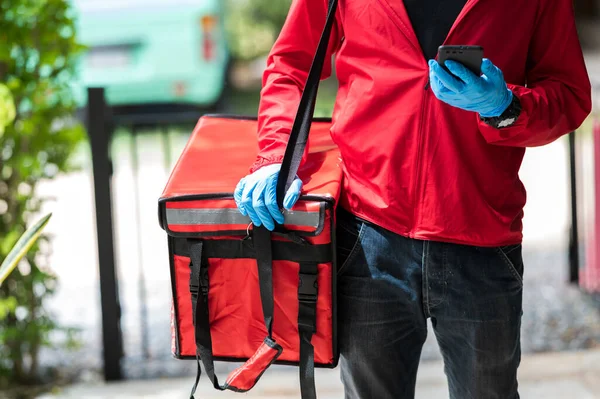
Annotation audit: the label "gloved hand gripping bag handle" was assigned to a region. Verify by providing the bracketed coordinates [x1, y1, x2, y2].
[275, 0, 339, 210]
[205, 0, 340, 393]
[222, 3, 340, 395]
[187, 3, 339, 398]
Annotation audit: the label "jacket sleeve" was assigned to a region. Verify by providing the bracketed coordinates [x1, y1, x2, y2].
[477, 0, 592, 147]
[249, 0, 342, 173]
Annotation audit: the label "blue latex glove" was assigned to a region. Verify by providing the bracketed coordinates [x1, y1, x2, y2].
[234, 164, 303, 231]
[428, 58, 513, 118]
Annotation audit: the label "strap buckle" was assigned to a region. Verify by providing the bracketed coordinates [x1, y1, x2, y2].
[189, 276, 199, 294]
[298, 271, 318, 333]
[298, 272, 318, 303]
[200, 268, 209, 297]
[189, 267, 209, 297]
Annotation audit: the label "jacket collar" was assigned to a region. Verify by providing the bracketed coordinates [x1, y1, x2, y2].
[375, 0, 480, 62]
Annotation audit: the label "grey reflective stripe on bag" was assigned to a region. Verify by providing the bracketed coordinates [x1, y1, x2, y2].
[165, 208, 321, 228]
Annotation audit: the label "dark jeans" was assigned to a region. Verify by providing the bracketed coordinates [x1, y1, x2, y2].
[336, 207, 523, 399]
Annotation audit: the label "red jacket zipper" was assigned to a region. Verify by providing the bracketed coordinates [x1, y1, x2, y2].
[411, 79, 431, 236]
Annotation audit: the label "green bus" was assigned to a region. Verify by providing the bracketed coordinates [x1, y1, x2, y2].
[71, 0, 230, 110]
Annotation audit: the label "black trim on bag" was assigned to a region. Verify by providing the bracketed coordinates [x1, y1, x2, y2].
[167, 235, 182, 358]
[330, 205, 339, 368]
[312, 202, 327, 237]
[172, 237, 332, 264]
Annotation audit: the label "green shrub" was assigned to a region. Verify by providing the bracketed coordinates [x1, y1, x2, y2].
[0, 0, 85, 389]
[0, 83, 16, 134]
[225, 0, 293, 61]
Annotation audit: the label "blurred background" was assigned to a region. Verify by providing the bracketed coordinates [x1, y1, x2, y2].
[1, 0, 600, 398]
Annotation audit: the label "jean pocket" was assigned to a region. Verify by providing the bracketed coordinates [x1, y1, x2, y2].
[495, 244, 524, 286]
[335, 209, 365, 276]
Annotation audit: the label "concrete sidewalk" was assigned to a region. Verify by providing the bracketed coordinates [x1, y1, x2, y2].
[41, 349, 600, 399]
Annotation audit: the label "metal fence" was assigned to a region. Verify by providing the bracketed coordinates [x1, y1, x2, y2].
[85, 87, 204, 380]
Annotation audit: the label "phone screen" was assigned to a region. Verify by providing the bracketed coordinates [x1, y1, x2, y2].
[437, 45, 483, 76]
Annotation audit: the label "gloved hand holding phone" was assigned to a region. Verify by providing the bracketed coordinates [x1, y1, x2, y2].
[234, 164, 303, 231]
[428, 57, 513, 118]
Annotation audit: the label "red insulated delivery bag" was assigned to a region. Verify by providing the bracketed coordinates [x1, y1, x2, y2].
[157, 1, 341, 398]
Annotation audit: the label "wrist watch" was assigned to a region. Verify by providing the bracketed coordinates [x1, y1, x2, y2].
[480, 94, 522, 129]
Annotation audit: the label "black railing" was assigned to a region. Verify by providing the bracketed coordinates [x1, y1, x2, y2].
[86, 88, 123, 380]
[569, 131, 580, 284]
[85, 87, 203, 381]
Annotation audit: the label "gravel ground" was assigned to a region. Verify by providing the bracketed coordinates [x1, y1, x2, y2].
[27, 120, 600, 383]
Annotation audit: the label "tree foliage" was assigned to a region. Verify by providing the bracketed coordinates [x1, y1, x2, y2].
[225, 0, 293, 61]
[0, 0, 85, 388]
[0, 83, 16, 134]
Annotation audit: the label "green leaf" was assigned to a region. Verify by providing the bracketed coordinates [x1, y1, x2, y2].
[0, 84, 16, 136]
[0, 230, 22, 257]
[0, 297, 17, 320]
[0, 213, 51, 286]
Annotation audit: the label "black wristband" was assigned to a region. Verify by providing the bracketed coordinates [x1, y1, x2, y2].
[480, 94, 522, 129]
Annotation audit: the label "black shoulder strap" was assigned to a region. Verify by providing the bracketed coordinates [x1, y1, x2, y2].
[276, 0, 339, 209]
[276, 1, 339, 398]
[189, 2, 339, 397]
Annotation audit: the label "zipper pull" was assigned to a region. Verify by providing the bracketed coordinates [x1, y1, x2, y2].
[424, 78, 430, 91]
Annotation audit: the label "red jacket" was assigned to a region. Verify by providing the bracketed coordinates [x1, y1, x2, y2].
[251, 0, 592, 246]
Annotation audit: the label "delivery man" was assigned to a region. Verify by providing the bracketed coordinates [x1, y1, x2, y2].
[234, 0, 592, 397]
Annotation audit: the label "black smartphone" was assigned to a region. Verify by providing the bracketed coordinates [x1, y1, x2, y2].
[437, 45, 484, 76]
